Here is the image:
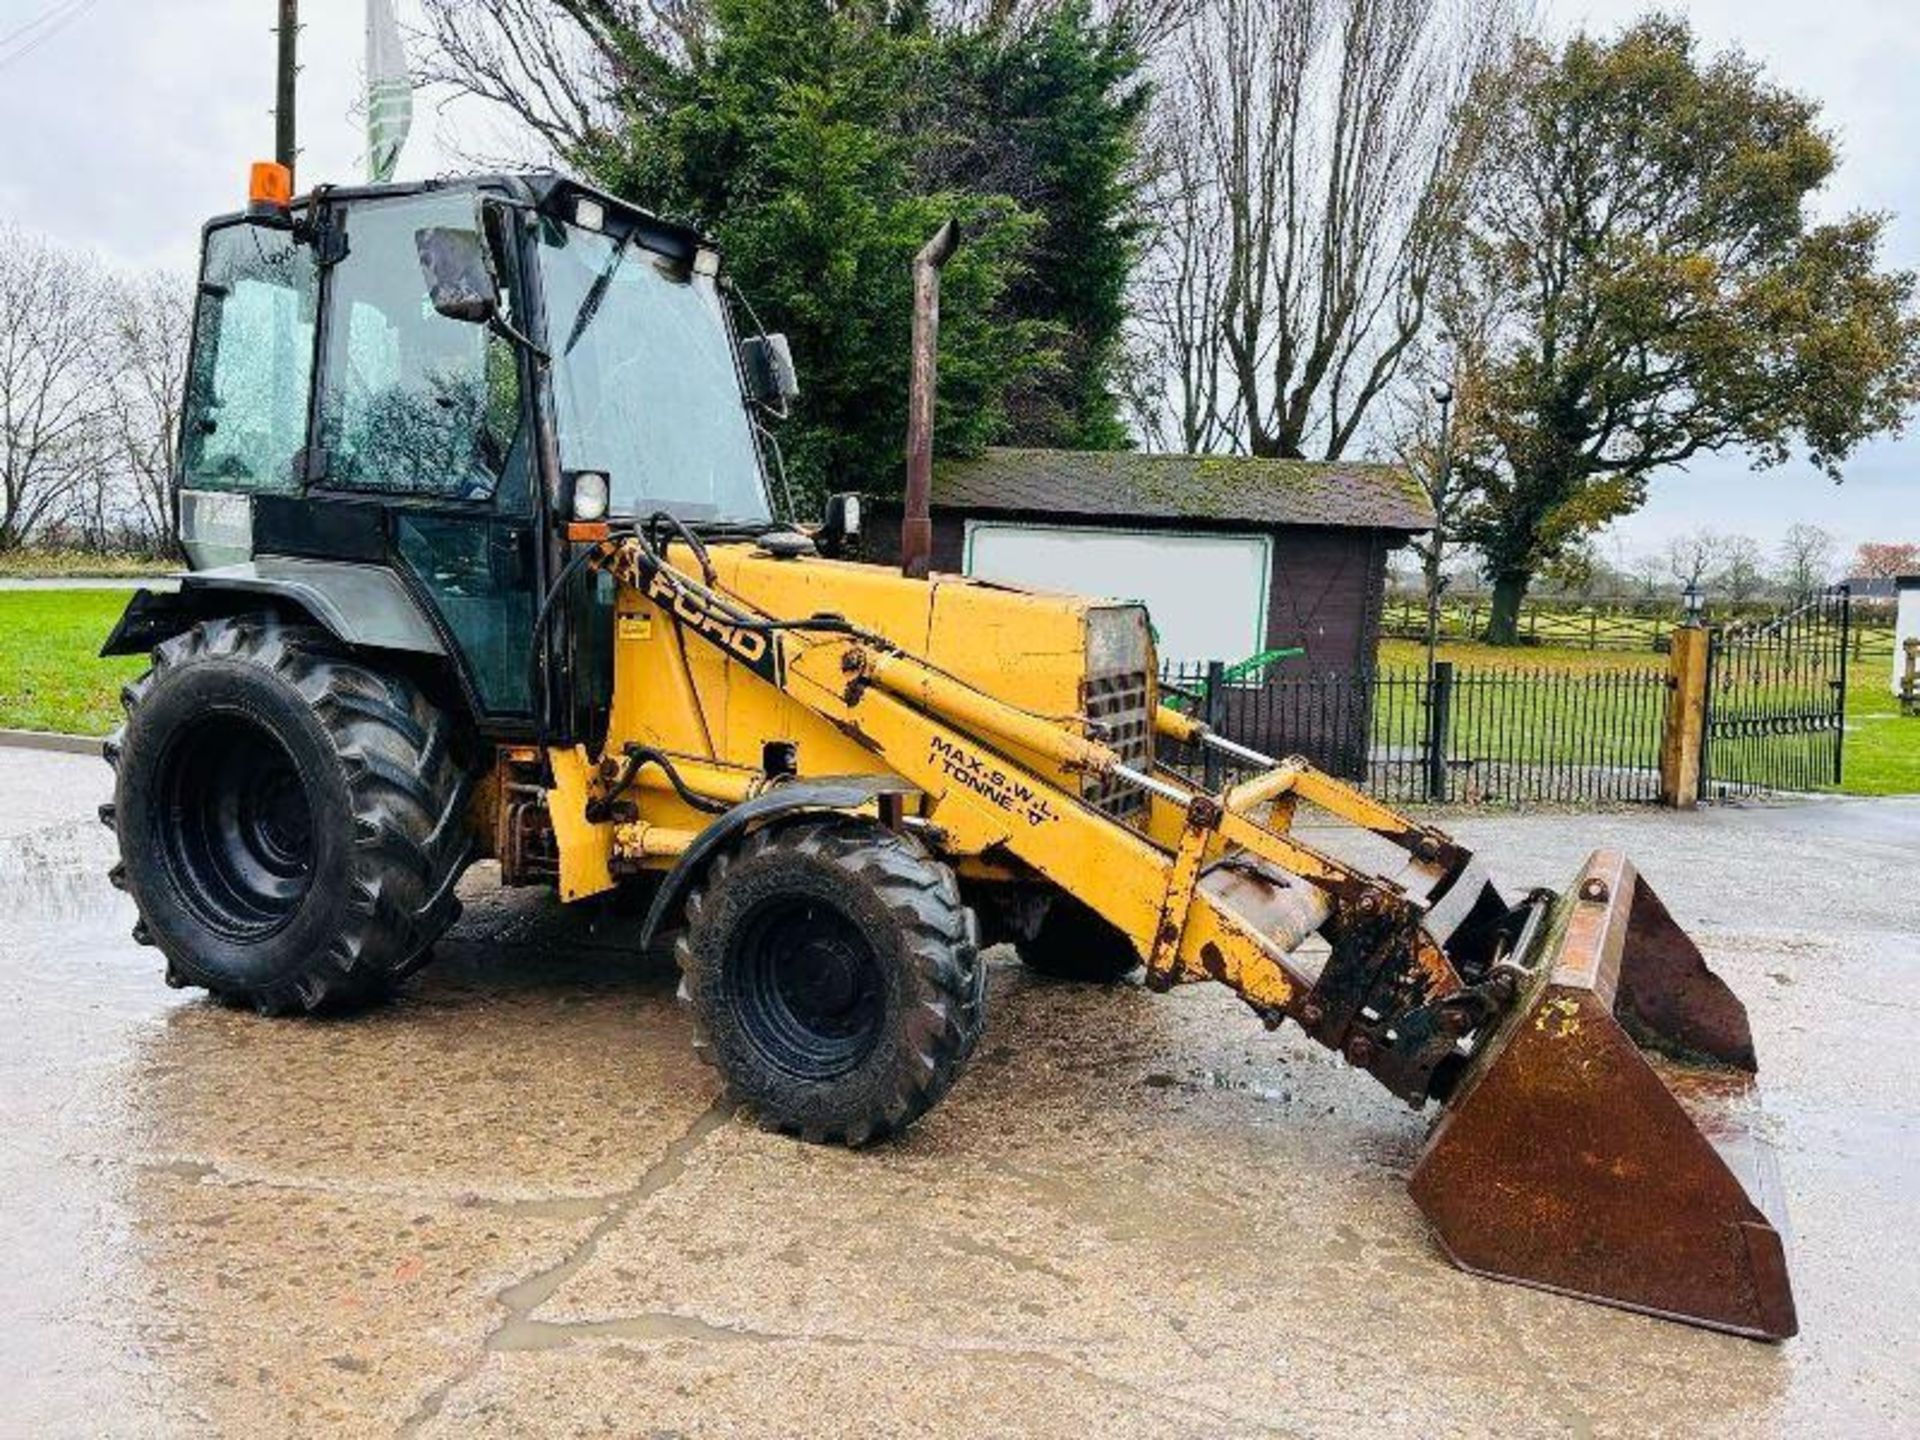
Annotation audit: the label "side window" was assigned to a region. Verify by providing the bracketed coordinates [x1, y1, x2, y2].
[318, 193, 521, 500]
[181, 224, 317, 493]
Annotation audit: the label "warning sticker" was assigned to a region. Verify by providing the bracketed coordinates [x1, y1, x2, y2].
[928, 734, 1061, 828]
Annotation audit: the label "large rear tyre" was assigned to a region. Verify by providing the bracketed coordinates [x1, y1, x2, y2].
[1016, 892, 1141, 983]
[676, 816, 984, 1146]
[103, 616, 473, 1014]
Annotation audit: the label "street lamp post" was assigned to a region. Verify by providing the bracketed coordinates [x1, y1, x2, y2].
[1683, 580, 1705, 628]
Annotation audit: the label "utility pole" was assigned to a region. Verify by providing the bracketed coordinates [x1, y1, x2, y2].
[1421, 382, 1454, 802]
[275, 0, 299, 180]
[1424, 382, 1454, 681]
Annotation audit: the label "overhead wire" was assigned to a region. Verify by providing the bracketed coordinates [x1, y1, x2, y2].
[0, 0, 86, 50]
[0, 0, 103, 73]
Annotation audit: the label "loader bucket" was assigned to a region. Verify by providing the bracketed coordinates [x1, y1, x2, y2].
[1409, 850, 1797, 1340]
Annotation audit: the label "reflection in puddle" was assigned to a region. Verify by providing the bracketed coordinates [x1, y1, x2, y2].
[2, 823, 126, 924]
[0, 822, 176, 1434]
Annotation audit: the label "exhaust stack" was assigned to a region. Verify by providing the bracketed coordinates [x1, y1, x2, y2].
[902, 220, 960, 580]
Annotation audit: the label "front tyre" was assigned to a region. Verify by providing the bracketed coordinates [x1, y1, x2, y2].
[104, 616, 473, 1014]
[676, 816, 984, 1146]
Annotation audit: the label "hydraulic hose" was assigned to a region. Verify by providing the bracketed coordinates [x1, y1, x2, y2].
[528, 526, 633, 753]
[585, 745, 731, 823]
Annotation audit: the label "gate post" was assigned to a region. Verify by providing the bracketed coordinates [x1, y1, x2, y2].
[1660, 626, 1710, 808]
[1424, 661, 1453, 802]
[1202, 659, 1226, 791]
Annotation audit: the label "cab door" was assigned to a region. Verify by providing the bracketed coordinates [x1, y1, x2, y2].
[299, 190, 540, 723]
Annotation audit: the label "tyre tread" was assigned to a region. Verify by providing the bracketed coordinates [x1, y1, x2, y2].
[104, 614, 472, 1014]
[678, 815, 985, 1146]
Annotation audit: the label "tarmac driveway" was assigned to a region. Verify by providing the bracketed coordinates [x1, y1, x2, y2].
[1, 745, 1914, 1437]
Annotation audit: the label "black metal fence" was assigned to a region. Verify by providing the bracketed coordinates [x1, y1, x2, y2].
[1159, 659, 1672, 806]
[1703, 587, 1850, 796]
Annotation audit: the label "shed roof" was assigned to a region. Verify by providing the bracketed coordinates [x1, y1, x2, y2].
[930, 447, 1433, 533]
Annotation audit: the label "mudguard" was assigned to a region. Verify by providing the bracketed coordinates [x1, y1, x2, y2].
[638, 775, 921, 949]
[99, 563, 446, 659]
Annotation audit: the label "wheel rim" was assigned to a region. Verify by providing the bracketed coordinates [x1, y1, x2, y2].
[157, 712, 315, 940]
[729, 896, 886, 1081]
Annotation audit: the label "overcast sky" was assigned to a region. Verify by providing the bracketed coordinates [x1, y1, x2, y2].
[0, 0, 1913, 571]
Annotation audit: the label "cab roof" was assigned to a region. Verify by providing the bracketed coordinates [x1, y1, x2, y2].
[203, 171, 709, 259]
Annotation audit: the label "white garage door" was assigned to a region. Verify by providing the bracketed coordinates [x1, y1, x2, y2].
[963, 521, 1270, 665]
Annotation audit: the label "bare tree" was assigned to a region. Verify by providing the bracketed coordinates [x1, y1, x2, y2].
[102, 271, 193, 555]
[1626, 549, 1666, 599]
[1774, 523, 1835, 597]
[943, 0, 1202, 48]
[0, 224, 108, 550]
[417, 0, 698, 164]
[1129, 112, 1239, 451]
[1378, 251, 1509, 634]
[1665, 530, 1717, 593]
[1132, 0, 1516, 459]
[1713, 534, 1767, 606]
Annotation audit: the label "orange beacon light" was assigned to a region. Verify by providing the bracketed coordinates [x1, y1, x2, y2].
[248, 161, 294, 219]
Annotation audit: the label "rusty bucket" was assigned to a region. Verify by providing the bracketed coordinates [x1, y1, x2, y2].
[1410, 850, 1798, 1339]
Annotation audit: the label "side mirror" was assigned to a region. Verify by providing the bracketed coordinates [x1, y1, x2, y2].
[741, 333, 800, 408]
[818, 492, 862, 557]
[415, 226, 499, 324]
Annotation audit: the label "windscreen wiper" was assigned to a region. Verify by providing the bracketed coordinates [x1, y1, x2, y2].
[562, 235, 630, 357]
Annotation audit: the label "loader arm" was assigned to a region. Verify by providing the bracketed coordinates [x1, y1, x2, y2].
[591, 535, 1513, 1105]
[580, 535, 1798, 1340]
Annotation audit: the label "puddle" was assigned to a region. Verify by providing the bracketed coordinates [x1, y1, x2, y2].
[0, 823, 120, 916]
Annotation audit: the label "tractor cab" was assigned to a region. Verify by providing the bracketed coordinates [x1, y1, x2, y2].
[132, 167, 794, 739]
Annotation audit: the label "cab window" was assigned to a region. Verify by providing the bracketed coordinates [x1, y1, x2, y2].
[317, 193, 521, 500]
[181, 223, 317, 493]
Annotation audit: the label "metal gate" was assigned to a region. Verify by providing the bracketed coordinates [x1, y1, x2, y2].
[1703, 586, 1850, 795]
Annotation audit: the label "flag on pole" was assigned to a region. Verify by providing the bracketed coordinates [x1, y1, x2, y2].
[366, 0, 412, 183]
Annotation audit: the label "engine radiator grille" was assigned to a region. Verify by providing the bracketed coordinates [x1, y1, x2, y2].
[1081, 670, 1153, 821]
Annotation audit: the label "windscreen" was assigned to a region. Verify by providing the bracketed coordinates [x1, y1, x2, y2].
[536, 219, 770, 524]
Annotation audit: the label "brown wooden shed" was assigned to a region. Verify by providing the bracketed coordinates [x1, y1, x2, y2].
[864, 447, 1433, 677]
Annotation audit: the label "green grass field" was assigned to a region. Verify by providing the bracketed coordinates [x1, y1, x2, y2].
[0, 589, 1912, 796]
[1842, 684, 1920, 796]
[1379, 637, 1658, 673]
[1368, 640, 1670, 784]
[0, 590, 146, 736]
[1381, 595, 1898, 665]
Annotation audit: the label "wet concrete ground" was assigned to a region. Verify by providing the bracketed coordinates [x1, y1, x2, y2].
[1, 745, 1914, 1437]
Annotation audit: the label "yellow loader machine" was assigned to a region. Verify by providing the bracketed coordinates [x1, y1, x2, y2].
[102, 166, 1795, 1338]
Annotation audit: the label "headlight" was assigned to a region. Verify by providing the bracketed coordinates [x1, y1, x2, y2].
[571, 471, 610, 522]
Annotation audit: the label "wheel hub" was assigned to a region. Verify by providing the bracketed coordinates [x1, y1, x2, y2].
[158, 712, 316, 940]
[732, 898, 885, 1080]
